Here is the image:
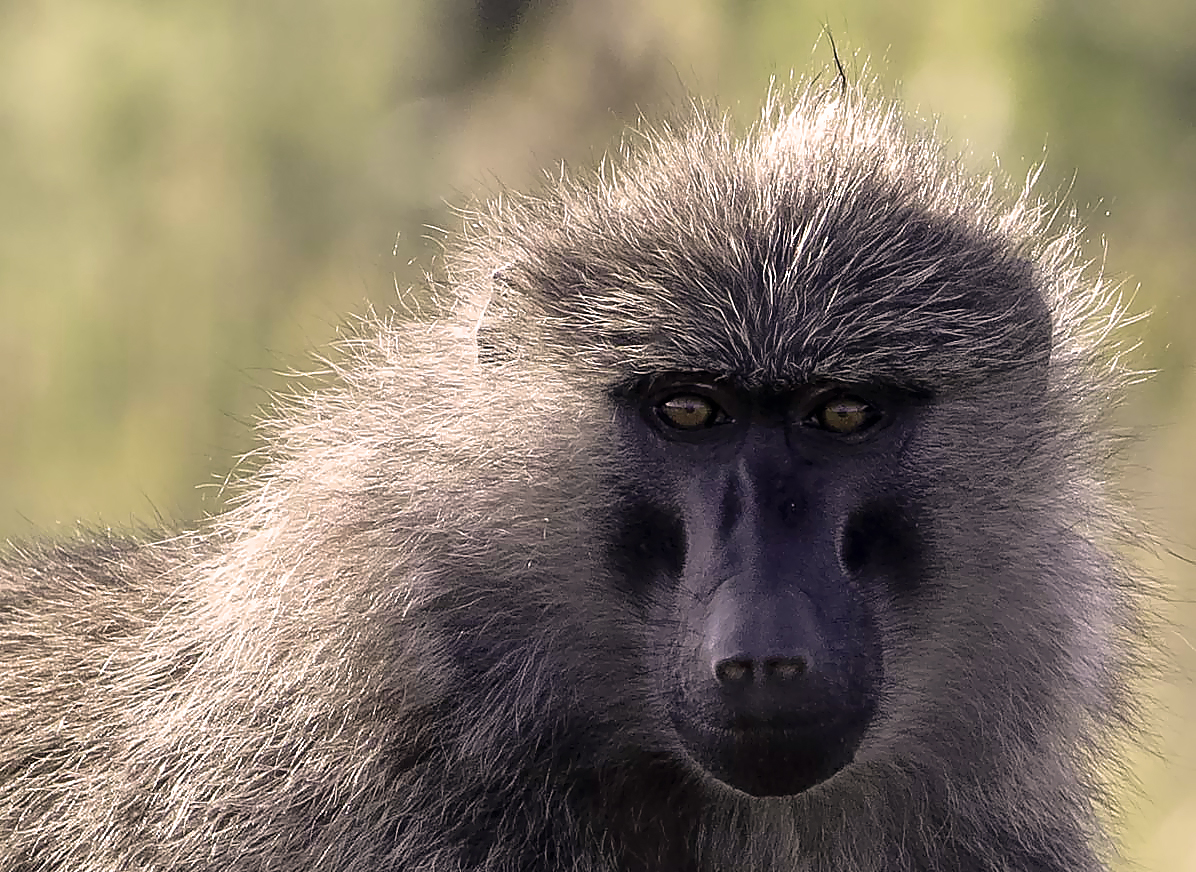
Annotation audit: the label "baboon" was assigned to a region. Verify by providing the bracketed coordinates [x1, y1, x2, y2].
[0, 76, 1143, 872]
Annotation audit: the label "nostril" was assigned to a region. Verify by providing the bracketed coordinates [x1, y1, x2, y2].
[763, 656, 807, 680]
[713, 656, 809, 686]
[714, 658, 754, 685]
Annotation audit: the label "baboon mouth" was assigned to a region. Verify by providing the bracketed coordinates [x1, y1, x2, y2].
[672, 715, 870, 797]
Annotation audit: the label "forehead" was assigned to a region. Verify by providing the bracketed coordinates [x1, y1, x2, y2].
[511, 189, 1044, 389]
[481, 96, 1051, 389]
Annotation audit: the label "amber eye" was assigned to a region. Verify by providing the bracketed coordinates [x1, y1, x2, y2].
[811, 396, 879, 435]
[657, 393, 725, 431]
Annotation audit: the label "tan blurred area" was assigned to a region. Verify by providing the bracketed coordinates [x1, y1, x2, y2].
[0, 1, 1193, 868]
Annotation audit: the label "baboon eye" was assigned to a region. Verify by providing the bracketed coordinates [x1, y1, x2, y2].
[657, 393, 728, 431]
[809, 396, 880, 435]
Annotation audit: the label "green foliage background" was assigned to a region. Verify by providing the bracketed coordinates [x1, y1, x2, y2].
[1, 1, 1193, 867]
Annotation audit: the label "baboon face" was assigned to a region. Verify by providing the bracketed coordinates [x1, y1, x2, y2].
[494, 100, 1065, 808]
[610, 373, 928, 796]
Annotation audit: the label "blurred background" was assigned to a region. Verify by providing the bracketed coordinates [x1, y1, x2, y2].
[0, 0, 1192, 867]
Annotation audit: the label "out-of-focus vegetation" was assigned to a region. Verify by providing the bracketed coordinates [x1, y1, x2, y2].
[0, 0, 1193, 867]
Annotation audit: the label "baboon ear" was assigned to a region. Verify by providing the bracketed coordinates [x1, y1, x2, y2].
[1021, 279, 1055, 389]
[442, 289, 493, 368]
[977, 257, 1053, 387]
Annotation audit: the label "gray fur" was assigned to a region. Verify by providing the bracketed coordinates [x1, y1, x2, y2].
[0, 77, 1143, 871]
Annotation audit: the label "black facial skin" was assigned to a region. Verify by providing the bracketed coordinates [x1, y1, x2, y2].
[615, 375, 923, 797]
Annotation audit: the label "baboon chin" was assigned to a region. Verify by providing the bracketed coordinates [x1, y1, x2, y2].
[0, 70, 1143, 872]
